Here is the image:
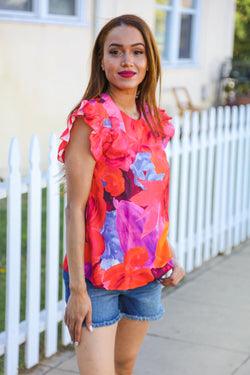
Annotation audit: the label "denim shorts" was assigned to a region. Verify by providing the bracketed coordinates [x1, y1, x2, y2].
[63, 270, 164, 328]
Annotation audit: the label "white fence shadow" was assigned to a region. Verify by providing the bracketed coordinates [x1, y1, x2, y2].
[0, 105, 249, 374]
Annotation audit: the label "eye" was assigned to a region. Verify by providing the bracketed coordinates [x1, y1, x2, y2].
[109, 49, 120, 55]
[134, 50, 144, 55]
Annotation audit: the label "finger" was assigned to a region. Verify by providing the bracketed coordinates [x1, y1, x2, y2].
[161, 279, 173, 287]
[68, 320, 76, 343]
[74, 317, 83, 345]
[85, 309, 93, 333]
[160, 268, 184, 286]
[65, 316, 74, 344]
[169, 269, 184, 286]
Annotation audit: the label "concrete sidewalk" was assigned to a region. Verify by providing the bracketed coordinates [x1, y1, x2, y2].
[23, 240, 250, 375]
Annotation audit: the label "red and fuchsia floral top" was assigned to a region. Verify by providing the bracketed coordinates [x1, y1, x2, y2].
[58, 93, 175, 290]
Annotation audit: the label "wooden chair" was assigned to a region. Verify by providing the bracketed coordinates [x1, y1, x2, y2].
[172, 87, 203, 117]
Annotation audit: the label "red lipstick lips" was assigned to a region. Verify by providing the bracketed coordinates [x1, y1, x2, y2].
[118, 71, 136, 78]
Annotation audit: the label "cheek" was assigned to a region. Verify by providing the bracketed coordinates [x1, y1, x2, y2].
[104, 66, 116, 81]
[103, 59, 117, 75]
[139, 58, 148, 73]
[139, 62, 148, 78]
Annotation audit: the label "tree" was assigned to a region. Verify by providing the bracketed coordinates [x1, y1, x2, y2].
[233, 0, 250, 61]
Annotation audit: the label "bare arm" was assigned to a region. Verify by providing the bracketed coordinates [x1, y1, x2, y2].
[63, 117, 96, 344]
[160, 242, 185, 287]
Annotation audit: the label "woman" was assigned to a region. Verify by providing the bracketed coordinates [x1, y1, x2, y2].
[58, 14, 184, 375]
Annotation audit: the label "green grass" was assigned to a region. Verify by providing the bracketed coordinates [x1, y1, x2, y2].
[0, 186, 67, 374]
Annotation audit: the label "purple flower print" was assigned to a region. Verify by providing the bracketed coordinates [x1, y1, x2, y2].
[114, 199, 158, 267]
[130, 152, 164, 189]
[100, 210, 124, 270]
[84, 262, 92, 279]
[103, 118, 112, 129]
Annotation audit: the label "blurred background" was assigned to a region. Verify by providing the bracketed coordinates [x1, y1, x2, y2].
[1, 2, 250, 374]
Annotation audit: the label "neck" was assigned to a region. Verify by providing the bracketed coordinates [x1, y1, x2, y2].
[106, 87, 140, 120]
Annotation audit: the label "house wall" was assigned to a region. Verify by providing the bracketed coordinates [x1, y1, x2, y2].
[0, 2, 94, 179]
[0, 0, 236, 180]
[160, 0, 236, 114]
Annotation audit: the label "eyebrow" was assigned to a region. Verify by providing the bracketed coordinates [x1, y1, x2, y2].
[108, 43, 145, 48]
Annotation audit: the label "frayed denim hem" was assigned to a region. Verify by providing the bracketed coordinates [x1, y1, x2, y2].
[121, 307, 164, 322]
[82, 314, 122, 328]
[82, 307, 164, 328]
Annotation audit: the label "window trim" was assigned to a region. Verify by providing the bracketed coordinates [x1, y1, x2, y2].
[155, 0, 202, 69]
[0, 0, 88, 27]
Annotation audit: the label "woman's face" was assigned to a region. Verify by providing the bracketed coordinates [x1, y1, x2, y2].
[101, 25, 148, 95]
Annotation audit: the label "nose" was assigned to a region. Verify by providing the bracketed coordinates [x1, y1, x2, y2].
[121, 52, 133, 67]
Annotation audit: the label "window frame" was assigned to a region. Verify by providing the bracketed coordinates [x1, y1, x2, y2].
[155, 0, 202, 69]
[0, 0, 88, 27]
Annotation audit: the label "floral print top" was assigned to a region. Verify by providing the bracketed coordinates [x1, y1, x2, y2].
[58, 93, 175, 290]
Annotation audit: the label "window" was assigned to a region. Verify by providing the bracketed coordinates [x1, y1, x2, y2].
[0, 0, 87, 26]
[0, 0, 32, 11]
[155, 0, 201, 67]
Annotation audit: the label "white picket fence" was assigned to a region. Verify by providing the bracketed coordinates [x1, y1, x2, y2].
[0, 133, 70, 375]
[167, 105, 250, 267]
[0, 105, 249, 374]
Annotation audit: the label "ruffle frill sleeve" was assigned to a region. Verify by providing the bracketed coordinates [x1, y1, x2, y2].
[57, 99, 109, 163]
[159, 108, 175, 148]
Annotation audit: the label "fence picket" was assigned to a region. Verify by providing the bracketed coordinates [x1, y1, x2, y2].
[243, 105, 250, 239]
[220, 106, 230, 253]
[227, 106, 238, 250]
[234, 106, 245, 246]
[178, 113, 190, 269]
[248, 106, 250, 238]
[187, 112, 199, 272]
[25, 135, 42, 368]
[5, 138, 22, 375]
[212, 107, 224, 256]
[195, 111, 207, 266]
[45, 133, 60, 358]
[204, 108, 216, 260]
[241, 106, 249, 241]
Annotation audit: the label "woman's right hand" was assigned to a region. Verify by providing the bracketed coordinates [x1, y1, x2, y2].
[64, 289, 93, 345]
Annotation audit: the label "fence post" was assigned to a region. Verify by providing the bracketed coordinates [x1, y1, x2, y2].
[25, 135, 42, 368]
[45, 133, 60, 358]
[5, 138, 22, 375]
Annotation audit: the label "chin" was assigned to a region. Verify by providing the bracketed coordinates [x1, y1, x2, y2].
[114, 80, 143, 91]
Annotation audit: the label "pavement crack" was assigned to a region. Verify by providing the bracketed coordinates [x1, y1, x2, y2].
[231, 353, 250, 374]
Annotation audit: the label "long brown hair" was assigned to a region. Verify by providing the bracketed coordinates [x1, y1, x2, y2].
[70, 14, 163, 135]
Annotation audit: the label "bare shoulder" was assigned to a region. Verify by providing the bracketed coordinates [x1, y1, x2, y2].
[64, 117, 96, 202]
[69, 117, 92, 144]
[65, 117, 93, 161]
